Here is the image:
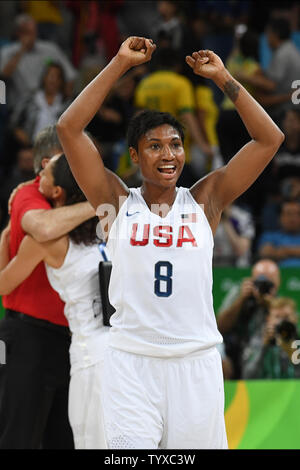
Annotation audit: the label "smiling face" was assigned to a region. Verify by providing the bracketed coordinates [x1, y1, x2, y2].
[129, 124, 185, 188]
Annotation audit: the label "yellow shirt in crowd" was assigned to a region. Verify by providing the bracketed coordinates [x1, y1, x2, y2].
[25, 1, 63, 24]
[134, 70, 196, 163]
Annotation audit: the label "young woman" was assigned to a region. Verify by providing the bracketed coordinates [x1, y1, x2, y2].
[0, 154, 109, 449]
[57, 37, 284, 449]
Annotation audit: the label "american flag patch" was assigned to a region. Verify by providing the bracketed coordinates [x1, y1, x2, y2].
[181, 213, 197, 223]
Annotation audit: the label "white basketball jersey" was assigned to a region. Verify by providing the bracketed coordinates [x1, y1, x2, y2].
[46, 241, 110, 374]
[107, 187, 223, 357]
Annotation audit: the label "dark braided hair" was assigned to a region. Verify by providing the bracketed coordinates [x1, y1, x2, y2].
[52, 153, 98, 245]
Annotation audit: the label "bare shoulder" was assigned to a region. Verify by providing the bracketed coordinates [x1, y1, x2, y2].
[42, 236, 70, 269]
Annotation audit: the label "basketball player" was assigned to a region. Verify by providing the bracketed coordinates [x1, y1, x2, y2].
[0, 154, 109, 449]
[56, 37, 284, 448]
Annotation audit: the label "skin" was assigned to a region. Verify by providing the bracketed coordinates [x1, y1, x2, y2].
[0, 156, 70, 295]
[56, 36, 284, 240]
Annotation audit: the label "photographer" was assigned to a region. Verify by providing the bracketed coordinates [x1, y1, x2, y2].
[217, 259, 280, 378]
[241, 297, 300, 379]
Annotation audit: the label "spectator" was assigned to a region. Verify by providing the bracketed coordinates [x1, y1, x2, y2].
[10, 62, 69, 145]
[242, 297, 300, 379]
[260, 107, 300, 232]
[154, 0, 186, 51]
[22, 0, 64, 44]
[213, 203, 255, 267]
[0, 13, 77, 110]
[258, 200, 300, 267]
[216, 27, 281, 216]
[87, 70, 136, 170]
[217, 259, 280, 378]
[217, 28, 273, 164]
[264, 17, 300, 122]
[274, 107, 300, 181]
[134, 47, 212, 186]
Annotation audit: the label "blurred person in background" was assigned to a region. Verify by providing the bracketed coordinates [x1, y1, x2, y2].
[261, 107, 300, 232]
[274, 108, 300, 181]
[154, 0, 187, 52]
[242, 297, 300, 379]
[21, 0, 64, 44]
[86, 69, 137, 171]
[216, 26, 281, 218]
[213, 202, 255, 267]
[217, 259, 280, 379]
[263, 17, 300, 123]
[258, 199, 300, 267]
[217, 27, 275, 164]
[0, 14, 77, 111]
[10, 62, 70, 145]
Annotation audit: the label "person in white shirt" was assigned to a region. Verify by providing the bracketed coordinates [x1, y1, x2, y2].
[0, 14, 76, 110]
[57, 36, 284, 449]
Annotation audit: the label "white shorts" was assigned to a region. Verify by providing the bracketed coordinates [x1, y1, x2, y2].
[101, 346, 228, 449]
[68, 362, 107, 449]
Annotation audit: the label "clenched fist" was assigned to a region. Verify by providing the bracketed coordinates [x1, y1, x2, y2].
[117, 36, 156, 69]
[186, 50, 225, 81]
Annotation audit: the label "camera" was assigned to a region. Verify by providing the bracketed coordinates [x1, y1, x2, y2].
[253, 275, 274, 295]
[276, 320, 297, 341]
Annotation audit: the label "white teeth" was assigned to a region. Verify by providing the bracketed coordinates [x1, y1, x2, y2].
[158, 165, 176, 169]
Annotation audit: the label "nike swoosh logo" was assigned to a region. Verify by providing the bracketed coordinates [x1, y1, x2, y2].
[126, 211, 140, 217]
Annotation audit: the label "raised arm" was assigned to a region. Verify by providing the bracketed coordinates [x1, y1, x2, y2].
[57, 36, 156, 212]
[186, 50, 284, 216]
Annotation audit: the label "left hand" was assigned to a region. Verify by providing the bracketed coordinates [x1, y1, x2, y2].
[186, 50, 225, 81]
[8, 179, 35, 214]
[0, 220, 11, 244]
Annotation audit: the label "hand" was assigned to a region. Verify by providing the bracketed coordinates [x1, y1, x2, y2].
[8, 179, 35, 214]
[186, 50, 225, 81]
[239, 278, 254, 301]
[263, 323, 276, 345]
[117, 36, 156, 69]
[0, 220, 11, 245]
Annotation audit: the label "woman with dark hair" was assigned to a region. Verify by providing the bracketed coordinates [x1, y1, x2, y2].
[0, 153, 109, 449]
[10, 62, 69, 145]
[57, 37, 284, 449]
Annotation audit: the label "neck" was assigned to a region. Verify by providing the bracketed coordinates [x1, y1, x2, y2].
[141, 182, 178, 211]
[45, 90, 58, 103]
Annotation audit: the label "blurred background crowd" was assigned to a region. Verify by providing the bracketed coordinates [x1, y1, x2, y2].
[1, 0, 300, 380]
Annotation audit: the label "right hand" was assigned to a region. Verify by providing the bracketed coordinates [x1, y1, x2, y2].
[239, 278, 254, 300]
[8, 179, 35, 214]
[117, 36, 156, 69]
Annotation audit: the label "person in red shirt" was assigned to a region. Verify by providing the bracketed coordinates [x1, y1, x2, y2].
[0, 125, 95, 449]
